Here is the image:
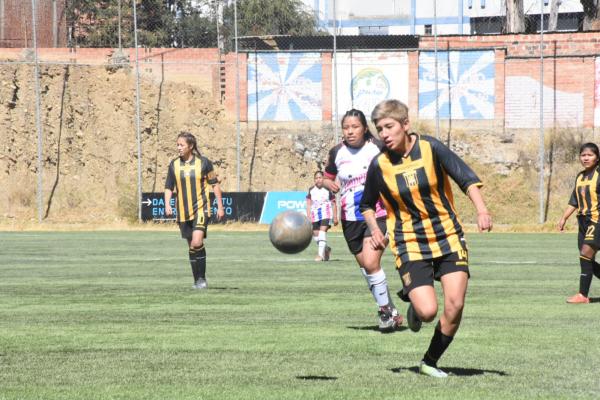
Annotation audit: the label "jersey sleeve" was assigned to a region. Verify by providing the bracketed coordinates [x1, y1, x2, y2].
[202, 157, 219, 185]
[323, 146, 339, 179]
[429, 137, 482, 193]
[306, 186, 313, 199]
[359, 157, 383, 216]
[165, 161, 176, 191]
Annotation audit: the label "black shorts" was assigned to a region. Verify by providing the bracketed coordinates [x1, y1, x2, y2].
[179, 212, 209, 240]
[341, 217, 387, 255]
[397, 250, 470, 300]
[577, 216, 600, 250]
[312, 219, 331, 231]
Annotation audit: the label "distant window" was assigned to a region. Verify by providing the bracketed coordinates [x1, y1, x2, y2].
[424, 24, 432, 35]
[480, 0, 485, 8]
[544, 0, 549, 5]
[358, 26, 389, 36]
[468, 0, 473, 9]
[470, 16, 502, 34]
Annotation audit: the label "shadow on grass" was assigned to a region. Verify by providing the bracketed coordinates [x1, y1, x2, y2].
[391, 366, 509, 377]
[296, 375, 338, 381]
[204, 287, 239, 291]
[347, 326, 408, 334]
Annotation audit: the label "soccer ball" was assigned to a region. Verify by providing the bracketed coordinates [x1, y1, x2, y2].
[269, 210, 313, 254]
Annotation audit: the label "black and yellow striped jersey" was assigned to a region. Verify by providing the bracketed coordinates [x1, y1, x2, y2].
[165, 155, 219, 223]
[569, 166, 600, 222]
[360, 133, 482, 265]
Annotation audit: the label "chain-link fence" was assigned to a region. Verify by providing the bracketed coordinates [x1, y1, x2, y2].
[0, 0, 596, 226]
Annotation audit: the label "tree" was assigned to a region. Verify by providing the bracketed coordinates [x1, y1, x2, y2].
[581, 0, 600, 30]
[221, 0, 320, 47]
[504, 0, 526, 33]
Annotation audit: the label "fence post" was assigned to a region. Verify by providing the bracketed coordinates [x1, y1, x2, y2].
[31, 0, 44, 222]
[132, 0, 143, 222]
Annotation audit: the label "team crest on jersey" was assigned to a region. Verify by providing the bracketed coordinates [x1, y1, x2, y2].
[403, 170, 419, 188]
[402, 272, 412, 287]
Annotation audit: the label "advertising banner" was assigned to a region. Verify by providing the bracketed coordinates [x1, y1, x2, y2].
[141, 192, 266, 223]
[258, 191, 308, 224]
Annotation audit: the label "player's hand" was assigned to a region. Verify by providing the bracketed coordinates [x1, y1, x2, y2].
[216, 207, 225, 220]
[477, 212, 492, 232]
[165, 204, 173, 217]
[557, 218, 566, 232]
[369, 229, 388, 250]
[333, 218, 339, 226]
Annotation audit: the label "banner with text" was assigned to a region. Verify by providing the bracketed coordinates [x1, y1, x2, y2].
[141, 192, 266, 223]
[258, 191, 307, 224]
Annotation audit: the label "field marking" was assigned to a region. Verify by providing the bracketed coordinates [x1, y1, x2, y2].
[488, 260, 536, 264]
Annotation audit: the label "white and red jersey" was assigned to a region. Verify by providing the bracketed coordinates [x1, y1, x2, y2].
[324, 138, 386, 221]
[306, 186, 335, 222]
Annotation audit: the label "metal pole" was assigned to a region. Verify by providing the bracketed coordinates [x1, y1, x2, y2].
[234, 0, 241, 191]
[118, 0, 122, 50]
[332, 0, 339, 143]
[31, 0, 44, 222]
[52, 0, 57, 47]
[434, 0, 440, 139]
[132, 0, 143, 222]
[539, 1, 545, 223]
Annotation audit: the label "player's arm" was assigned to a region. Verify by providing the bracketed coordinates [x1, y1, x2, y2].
[211, 182, 225, 220]
[360, 160, 386, 249]
[306, 196, 312, 221]
[164, 163, 175, 217]
[466, 185, 492, 232]
[558, 205, 577, 231]
[322, 147, 340, 193]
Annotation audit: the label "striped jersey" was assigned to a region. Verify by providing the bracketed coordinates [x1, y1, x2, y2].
[165, 155, 219, 223]
[569, 166, 600, 222]
[324, 138, 386, 221]
[360, 134, 482, 265]
[306, 186, 335, 222]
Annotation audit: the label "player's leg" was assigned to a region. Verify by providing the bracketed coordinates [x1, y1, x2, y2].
[312, 222, 322, 261]
[190, 217, 208, 289]
[361, 231, 403, 329]
[318, 221, 330, 261]
[569, 221, 599, 303]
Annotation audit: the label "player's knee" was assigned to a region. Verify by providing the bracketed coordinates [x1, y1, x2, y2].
[419, 304, 438, 322]
[190, 239, 204, 249]
[444, 297, 465, 318]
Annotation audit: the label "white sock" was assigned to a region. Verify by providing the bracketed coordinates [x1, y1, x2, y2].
[317, 231, 327, 258]
[366, 269, 391, 307]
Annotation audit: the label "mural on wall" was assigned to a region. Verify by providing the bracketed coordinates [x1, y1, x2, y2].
[419, 50, 495, 119]
[594, 57, 600, 126]
[334, 52, 409, 118]
[247, 52, 322, 121]
[505, 76, 583, 128]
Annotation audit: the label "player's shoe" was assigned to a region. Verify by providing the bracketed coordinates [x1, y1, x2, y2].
[194, 278, 208, 289]
[566, 293, 590, 304]
[378, 306, 403, 331]
[324, 246, 331, 261]
[407, 303, 422, 332]
[419, 361, 448, 378]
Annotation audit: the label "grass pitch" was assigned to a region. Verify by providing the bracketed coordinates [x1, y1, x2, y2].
[1, 230, 599, 399]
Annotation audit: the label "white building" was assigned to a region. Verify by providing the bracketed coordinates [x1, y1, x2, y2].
[301, 0, 583, 35]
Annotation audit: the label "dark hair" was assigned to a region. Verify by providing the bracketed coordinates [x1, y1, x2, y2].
[580, 142, 600, 160]
[314, 170, 323, 178]
[341, 109, 373, 141]
[177, 131, 202, 158]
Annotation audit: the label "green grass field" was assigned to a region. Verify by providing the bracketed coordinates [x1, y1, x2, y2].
[1, 230, 599, 399]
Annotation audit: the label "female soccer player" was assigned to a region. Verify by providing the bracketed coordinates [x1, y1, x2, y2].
[306, 170, 338, 262]
[322, 109, 403, 332]
[360, 100, 492, 378]
[558, 142, 600, 303]
[164, 131, 225, 289]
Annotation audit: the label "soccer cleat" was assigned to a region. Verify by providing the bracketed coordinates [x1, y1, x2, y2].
[566, 293, 590, 304]
[324, 246, 331, 261]
[378, 306, 402, 331]
[419, 361, 448, 378]
[407, 303, 422, 332]
[194, 278, 208, 289]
